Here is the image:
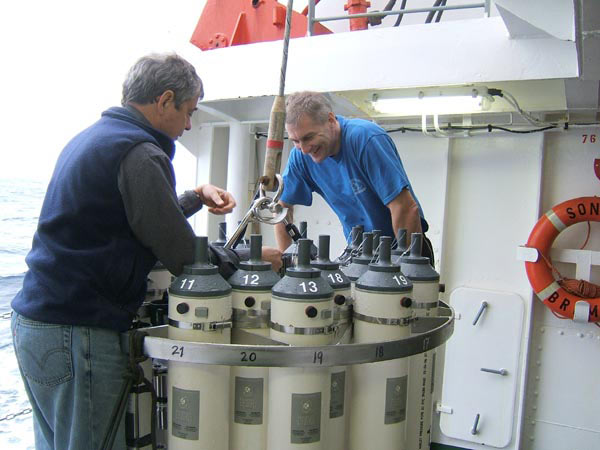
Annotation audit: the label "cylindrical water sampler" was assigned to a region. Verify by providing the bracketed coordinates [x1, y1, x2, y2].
[402, 233, 440, 450]
[229, 234, 279, 339]
[212, 221, 227, 247]
[146, 261, 173, 302]
[350, 236, 413, 450]
[391, 228, 408, 266]
[283, 221, 317, 267]
[311, 234, 352, 450]
[152, 362, 168, 448]
[146, 261, 172, 326]
[311, 235, 352, 344]
[126, 260, 172, 449]
[227, 234, 280, 450]
[337, 225, 364, 264]
[167, 236, 232, 450]
[341, 232, 374, 299]
[372, 229, 381, 258]
[268, 239, 334, 449]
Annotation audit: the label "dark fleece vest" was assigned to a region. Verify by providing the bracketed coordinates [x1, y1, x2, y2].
[12, 107, 175, 331]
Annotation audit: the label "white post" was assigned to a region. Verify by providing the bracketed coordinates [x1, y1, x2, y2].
[182, 124, 215, 237]
[226, 122, 253, 242]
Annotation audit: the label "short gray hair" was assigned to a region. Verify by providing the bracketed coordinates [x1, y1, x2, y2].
[122, 53, 203, 108]
[285, 91, 332, 126]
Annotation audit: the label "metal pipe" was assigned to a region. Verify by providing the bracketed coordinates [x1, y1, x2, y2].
[484, 0, 491, 16]
[307, 0, 315, 36]
[314, 3, 485, 23]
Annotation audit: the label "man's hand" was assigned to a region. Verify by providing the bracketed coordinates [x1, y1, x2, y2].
[262, 246, 283, 272]
[195, 184, 236, 214]
[274, 201, 294, 252]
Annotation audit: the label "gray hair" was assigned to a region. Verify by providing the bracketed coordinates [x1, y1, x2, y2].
[121, 53, 203, 108]
[285, 91, 332, 126]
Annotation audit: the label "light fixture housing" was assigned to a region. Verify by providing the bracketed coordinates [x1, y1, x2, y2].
[371, 86, 492, 116]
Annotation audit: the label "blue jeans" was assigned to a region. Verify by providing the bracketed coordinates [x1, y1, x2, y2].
[11, 313, 128, 450]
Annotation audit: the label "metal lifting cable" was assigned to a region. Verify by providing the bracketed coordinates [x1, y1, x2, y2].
[279, 0, 293, 98]
[261, 0, 294, 191]
[225, 0, 296, 249]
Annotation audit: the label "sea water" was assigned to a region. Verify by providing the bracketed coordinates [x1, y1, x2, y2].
[0, 177, 44, 450]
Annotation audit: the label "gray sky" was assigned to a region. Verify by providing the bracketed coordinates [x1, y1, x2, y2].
[0, 0, 205, 185]
[0, 0, 485, 184]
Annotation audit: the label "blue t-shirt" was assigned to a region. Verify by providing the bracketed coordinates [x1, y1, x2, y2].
[281, 115, 427, 240]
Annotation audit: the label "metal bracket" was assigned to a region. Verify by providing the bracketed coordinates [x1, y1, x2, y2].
[516, 245, 539, 262]
[436, 403, 453, 414]
[574, 300, 591, 323]
[270, 321, 337, 336]
[352, 311, 415, 327]
[167, 318, 233, 331]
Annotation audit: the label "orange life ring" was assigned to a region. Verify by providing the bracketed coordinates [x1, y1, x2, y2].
[525, 196, 600, 322]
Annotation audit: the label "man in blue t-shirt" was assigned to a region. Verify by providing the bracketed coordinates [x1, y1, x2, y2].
[275, 91, 432, 263]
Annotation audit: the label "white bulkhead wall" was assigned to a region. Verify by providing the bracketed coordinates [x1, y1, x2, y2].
[521, 129, 600, 450]
[186, 122, 600, 450]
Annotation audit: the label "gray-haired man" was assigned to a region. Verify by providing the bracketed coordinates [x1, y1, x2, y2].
[11, 53, 281, 450]
[275, 91, 432, 263]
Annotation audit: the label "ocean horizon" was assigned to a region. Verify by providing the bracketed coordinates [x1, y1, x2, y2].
[0, 177, 44, 449]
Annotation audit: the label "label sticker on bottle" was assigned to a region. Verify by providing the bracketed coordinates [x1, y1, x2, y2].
[291, 392, 321, 443]
[234, 376, 264, 425]
[330, 370, 345, 419]
[172, 387, 199, 440]
[384, 376, 408, 424]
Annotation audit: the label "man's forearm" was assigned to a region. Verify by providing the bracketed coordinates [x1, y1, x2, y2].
[275, 222, 293, 252]
[178, 190, 203, 218]
[388, 190, 422, 244]
[275, 202, 294, 252]
[392, 206, 422, 242]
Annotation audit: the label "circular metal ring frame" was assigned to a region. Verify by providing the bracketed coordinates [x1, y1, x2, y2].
[138, 302, 454, 368]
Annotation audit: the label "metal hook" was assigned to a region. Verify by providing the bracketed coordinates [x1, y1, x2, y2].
[259, 173, 284, 204]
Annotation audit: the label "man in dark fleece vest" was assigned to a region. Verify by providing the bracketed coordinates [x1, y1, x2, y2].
[11, 53, 282, 450]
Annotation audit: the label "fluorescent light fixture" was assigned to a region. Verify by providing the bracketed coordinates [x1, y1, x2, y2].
[372, 87, 492, 116]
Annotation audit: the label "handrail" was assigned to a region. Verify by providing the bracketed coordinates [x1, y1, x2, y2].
[307, 1, 490, 36]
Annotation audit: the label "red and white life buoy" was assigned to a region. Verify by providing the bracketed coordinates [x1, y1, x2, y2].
[525, 196, 600, 322]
